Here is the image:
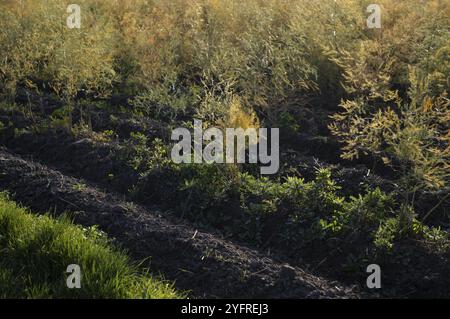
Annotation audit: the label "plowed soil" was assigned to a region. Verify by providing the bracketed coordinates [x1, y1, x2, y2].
[0, 148, 361, 298]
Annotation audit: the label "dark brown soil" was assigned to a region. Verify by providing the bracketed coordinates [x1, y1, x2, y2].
[1, 106, 448, 298]
[0, 147, 361, 299]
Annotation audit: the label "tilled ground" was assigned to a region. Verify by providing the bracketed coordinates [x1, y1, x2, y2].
[0, 148, 361, 298]
[1, 104, 448, 298]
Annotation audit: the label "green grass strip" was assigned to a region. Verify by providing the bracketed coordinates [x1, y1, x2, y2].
[0, 192, 182, 299]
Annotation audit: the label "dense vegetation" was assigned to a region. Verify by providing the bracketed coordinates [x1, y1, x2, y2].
[0, 0, 448, 297]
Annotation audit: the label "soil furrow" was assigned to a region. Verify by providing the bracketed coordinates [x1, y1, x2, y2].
[0, 147, 361, 298]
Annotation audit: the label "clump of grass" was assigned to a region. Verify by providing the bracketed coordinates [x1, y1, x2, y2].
[0, 192, 182, 299]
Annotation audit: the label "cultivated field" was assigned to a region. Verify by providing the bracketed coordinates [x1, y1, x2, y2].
[0, 0, 448, 298]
